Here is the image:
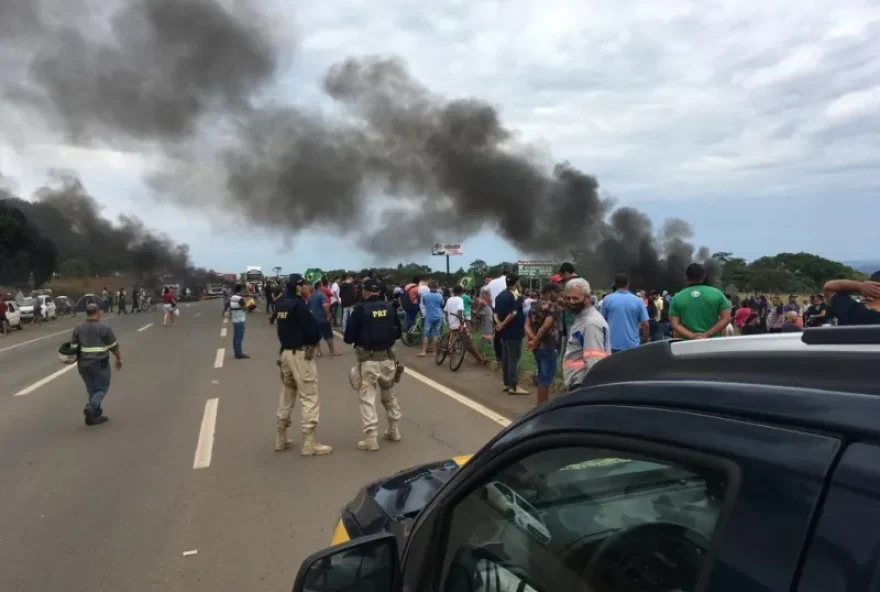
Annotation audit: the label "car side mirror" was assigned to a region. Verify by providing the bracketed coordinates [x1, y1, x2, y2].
[292, 533, 399, 592]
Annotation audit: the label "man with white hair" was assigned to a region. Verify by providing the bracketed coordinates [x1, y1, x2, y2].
[561, 278, 611, 391]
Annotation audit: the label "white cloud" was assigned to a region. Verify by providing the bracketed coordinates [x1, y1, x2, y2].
[2, 0, 879, 267]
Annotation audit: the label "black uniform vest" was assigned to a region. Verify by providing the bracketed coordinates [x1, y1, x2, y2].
[358, 299, 396, 350]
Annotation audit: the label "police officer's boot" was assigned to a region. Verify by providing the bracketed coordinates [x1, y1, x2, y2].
[357, 430, 380, 451]
[384, 421, 402, 442]
[301, 429, 333, 456]
[275, 419, 293, 452]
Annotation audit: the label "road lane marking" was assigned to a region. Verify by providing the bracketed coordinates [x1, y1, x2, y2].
[220, 328, 227, 337]
[137, 323, 154, 332]
[214, 348, 225, 368]
[403, 368, 511, 427]
[194, 312, 202, 318]
[0, 328, 71, 354]
[222, 318, 228, 324]
[332, 331, 511, 427]
[13, 364, 78, 397]
[193, 398, 219, 469]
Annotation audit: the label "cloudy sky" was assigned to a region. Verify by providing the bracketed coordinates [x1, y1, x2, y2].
[2, 0, 878, 274]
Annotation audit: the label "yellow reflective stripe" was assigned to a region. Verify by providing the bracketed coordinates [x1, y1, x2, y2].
[330, 519, 351, 546]
[79, 346, 109, 353]
[452, 455, 473, 467]
[106, 342, 117, 349]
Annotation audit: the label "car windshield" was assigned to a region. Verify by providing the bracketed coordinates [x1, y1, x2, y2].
[21, 298, 35, 306]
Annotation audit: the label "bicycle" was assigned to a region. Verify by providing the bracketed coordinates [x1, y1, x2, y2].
[401, 312, 423, 347]
[435, 323, 470, 372]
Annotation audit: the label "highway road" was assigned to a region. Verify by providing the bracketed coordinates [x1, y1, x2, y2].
[0, 302, 508, 591]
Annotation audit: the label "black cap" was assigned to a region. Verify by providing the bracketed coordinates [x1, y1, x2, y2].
[286, 274, 305, 290]
[362, 278, 382, 292]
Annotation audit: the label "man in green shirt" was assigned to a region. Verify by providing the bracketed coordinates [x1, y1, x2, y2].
[669, 263, 732, 340]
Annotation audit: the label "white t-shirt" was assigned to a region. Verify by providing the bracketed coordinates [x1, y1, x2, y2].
[418, 283, 430, 315]
[487, 275, 507, 308]
[523, 297, 535, 316]
[444, 296, 464, 329]
[330, 282, 340, 304]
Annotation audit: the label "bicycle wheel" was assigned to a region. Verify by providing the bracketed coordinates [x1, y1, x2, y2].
[449, 334, 466, 371]
[402, 322, 421, 347]
[435, 331, 450, 365]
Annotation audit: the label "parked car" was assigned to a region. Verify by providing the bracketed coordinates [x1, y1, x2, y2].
[19, 295, 57, 322]
[2, 300, 23, 330]
[295, 326, 880, 592]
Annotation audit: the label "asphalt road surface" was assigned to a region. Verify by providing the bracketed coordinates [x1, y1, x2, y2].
[0, 301, 507, 592]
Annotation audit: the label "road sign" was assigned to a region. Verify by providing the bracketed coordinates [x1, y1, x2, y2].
[517, 260, 556, 278]
[432, 242, 463, 256]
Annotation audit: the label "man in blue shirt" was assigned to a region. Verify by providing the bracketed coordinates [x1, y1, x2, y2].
[307, 281, 340, 355]
[494, 274, 528, 395]
[601, 273, 649, 353]
[418, 281, 445, 357]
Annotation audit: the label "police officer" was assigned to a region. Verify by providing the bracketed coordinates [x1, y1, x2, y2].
[270, 274, 333, 456]
[343, 278, 404, 451]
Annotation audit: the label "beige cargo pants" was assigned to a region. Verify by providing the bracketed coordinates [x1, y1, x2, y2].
[358, 359, 402, 434]
[277, 349, 320, 432]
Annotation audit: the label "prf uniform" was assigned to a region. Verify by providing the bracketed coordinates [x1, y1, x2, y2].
[270, 275, 333, 456]
[343, 279, 404, 451]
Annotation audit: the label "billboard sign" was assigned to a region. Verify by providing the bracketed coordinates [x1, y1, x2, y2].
[517, 260, 556, 278]
[432, 242, 464, 256]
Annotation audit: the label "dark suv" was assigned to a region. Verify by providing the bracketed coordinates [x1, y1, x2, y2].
[291, 326, 880, 592]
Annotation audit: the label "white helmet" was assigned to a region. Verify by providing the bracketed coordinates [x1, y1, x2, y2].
[58, 342, 78, 365]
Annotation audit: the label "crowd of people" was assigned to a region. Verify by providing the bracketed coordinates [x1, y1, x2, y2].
[264, 264, 880, 407]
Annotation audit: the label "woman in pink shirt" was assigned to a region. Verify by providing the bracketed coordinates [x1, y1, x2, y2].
[734, 305, 753, 334]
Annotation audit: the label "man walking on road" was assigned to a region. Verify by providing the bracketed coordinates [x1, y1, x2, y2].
[343, 278, 404, 452]
[71, 303, 123, 426]
[229, 284, 250, 359]
[270, 274, 333, 456]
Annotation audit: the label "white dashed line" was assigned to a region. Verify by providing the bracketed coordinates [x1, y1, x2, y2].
[332, 330, 511, 427]
[194, 312, 202, 318]
[13, 364, 78, 397]
[220, 328, 227, 338]
[137, 323, 154, 332]
[222, 318, 228, 324]
[213, 348, 225, 368]
[193, 398, 219, 469]
[0, 329, 71, 354]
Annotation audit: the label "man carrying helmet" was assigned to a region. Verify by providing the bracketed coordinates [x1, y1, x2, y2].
[270, 274, 333, 456]
[343, 278, 404, 452]
[62, 302, 123, 426]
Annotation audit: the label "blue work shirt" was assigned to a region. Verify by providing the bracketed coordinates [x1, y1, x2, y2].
[601, 289, 648, 351]
[307, 291, 328, 323]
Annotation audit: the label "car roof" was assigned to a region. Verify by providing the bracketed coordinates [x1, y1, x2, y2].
[542, 326, 880, 439]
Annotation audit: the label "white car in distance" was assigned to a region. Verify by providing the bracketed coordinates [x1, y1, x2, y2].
[19, 295, 57, 322]
[3, 300, 24, 330]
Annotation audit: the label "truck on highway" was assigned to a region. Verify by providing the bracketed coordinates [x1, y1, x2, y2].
[290, 326, 880, 592]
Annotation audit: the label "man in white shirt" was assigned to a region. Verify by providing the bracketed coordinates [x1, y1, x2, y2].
[485, 266, 511, 365]
[417, 274, 431, 317]
[487, 267, 510, 308]
[330, 277, 340, 327]
[443, 285, 488, 364]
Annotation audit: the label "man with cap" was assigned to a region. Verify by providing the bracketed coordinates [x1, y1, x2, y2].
[343, 277, 404, 451]
[269, 274, 333, 456]
[70, 302, 124, 426]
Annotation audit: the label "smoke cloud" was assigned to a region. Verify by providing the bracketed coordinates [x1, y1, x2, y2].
[3, 0, 717, 290]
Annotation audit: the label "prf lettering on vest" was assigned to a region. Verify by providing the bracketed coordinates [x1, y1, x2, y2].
[372, 309, 388, 318]
[276, 311, 288, 319]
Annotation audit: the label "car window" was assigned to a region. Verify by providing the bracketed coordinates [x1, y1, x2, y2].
[21, 298, 35, 306]
[439, 447, 729, 592]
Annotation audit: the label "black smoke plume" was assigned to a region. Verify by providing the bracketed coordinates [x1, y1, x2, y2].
[4, 0, 716, 291]
[1, 171, 211, 288]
